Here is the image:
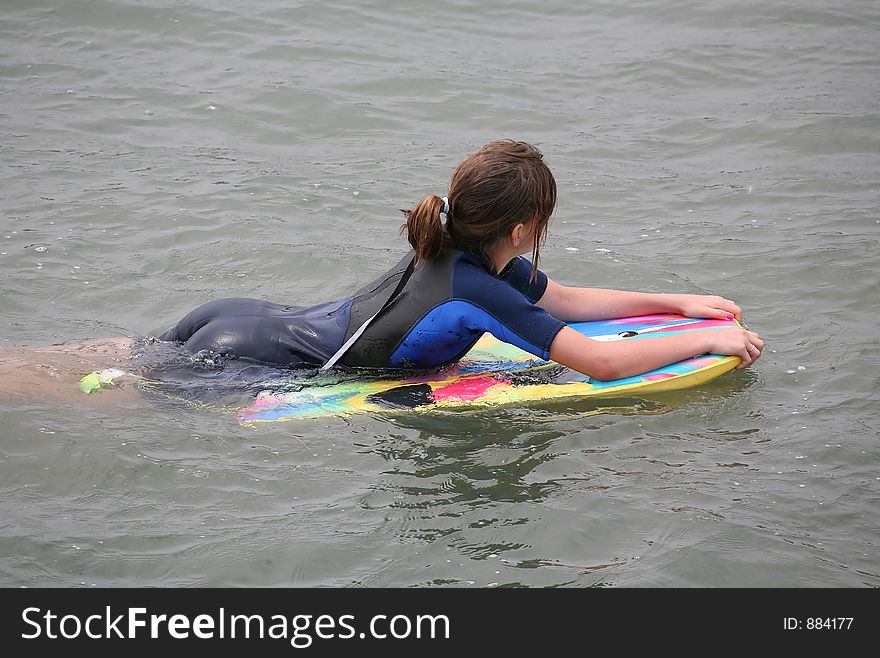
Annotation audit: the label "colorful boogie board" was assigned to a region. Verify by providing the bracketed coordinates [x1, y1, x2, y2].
[237, 314, 741, 424]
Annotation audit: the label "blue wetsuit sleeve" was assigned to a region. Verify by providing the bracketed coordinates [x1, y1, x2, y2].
[454, 260, 565, 360]
[498, 256, 549, 303]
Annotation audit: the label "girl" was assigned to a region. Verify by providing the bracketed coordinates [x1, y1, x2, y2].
[159, 139, 763, 380]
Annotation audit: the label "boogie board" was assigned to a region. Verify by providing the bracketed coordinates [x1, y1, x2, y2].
[236, 313, 742, 424]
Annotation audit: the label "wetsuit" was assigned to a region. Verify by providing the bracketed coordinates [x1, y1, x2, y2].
[159, 249, 566, 370]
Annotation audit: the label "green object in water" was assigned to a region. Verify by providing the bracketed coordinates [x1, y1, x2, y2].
[79, 368, 126, 394]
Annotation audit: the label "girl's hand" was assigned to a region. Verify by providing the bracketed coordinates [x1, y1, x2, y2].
[668, 294, 742, 322]
[705, 327, 764, 368]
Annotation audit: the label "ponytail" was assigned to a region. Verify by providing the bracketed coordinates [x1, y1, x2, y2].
[400, 195, 448, 264]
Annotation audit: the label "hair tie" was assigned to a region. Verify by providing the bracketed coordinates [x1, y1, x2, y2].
[440, 196, 450, 216]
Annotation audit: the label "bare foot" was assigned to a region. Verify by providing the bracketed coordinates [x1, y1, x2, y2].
[0, 337, 141, 404]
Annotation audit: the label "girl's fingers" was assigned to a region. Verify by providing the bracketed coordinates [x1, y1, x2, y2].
[718, 299, 742, 322]
[738, 339, 762, 368]
[749, 331, 764, 349]
[704, 306, 732, 320]
[704, 300, 742, 322]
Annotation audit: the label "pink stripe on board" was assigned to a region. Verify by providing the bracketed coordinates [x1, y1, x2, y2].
[642, 372, 678, 381]
[684, 356, 724, 368]
[248, 391, 285, 408]
[432, 376, 508, 402]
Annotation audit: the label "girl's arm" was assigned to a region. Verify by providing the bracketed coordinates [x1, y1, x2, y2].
[538, 278, 743, 323]
[549, 325, 764, 381]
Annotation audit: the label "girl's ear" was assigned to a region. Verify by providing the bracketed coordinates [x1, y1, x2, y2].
[510, 222, 527, 247]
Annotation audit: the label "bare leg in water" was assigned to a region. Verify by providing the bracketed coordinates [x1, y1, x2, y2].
[0, 338, 142, 406]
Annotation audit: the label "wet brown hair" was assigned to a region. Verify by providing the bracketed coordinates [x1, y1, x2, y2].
[401, 139, 557, 280]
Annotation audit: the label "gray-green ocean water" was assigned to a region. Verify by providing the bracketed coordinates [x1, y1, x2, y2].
[1, 0, 878, 587]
